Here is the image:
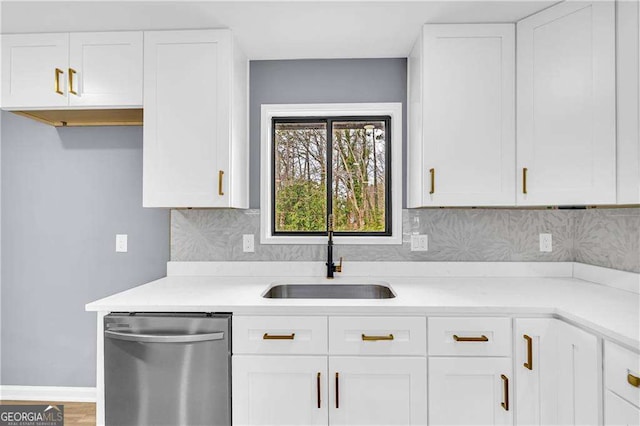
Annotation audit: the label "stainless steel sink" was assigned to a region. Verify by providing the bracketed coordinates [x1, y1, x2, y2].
[263, 283, 395, 299]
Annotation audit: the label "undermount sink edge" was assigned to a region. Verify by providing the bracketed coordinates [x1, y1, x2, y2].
[262, 282, 396, 299]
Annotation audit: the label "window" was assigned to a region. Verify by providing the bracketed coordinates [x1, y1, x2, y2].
[261, 103, 402, 245]
[273, 117, 391, 236]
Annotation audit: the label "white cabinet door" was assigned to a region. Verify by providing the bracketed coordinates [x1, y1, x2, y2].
[408, 24, 515, 207]
[616, 0, 640, 204]
[605, 390, 640, 426]
[143, 30, 232, 208]
[515, 318, 558, 425]
[556, 320, 600, 425]
[428, 357, 512, 426]
[329, 357, 427, 426]
[517, 1, 616, 205]
[68, 32, 142, 107]
[232, 355, 328, 426]
[1, 33, 69, 108]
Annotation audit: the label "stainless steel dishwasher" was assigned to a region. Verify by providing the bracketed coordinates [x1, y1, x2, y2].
[104, 313, 231, 426]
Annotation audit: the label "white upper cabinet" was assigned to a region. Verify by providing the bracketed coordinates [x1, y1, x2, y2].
[143, 29, 248, 208]
[2, 33, 70, 108]
[68, 32, 142, 107]
[517, 1, 616, 206]
[1, 31, 142, 109]
[616, 0, 640, 204]
[408, 24, 515, 207]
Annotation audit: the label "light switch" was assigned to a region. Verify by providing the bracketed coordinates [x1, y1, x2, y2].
[411, 235, 428, 251]
[116, 234, 128, 253]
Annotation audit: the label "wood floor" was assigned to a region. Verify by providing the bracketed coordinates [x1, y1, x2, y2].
[0, 400, 96, 426]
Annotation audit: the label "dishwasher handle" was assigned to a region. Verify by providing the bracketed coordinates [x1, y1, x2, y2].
[105, 330, 225, 343]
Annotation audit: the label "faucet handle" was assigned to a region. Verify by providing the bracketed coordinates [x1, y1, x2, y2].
[335, 257, 343, 273]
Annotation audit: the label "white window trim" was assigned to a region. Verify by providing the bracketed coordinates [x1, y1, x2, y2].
[260, 102, 403, 245]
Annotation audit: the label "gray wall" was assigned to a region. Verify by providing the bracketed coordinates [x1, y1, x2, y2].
[0, 111, 170, 387]
[249, 58, 407, 208]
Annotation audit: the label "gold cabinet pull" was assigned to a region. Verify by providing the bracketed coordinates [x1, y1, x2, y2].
[54, 68, 64, 95]
[628, 373, 640, 388]
[429, 168, 435, 194]
[522, 167, 528, 194]
[453, 334, 489, 342]
[523, 335, 533, 370]
[335, 372, 339, 409]
[262, 333, 295, 340]
[501, 374, 509, 411]
[68, 68, 78, 95]
[218, 170, 224, 196]
[362, 333, 394, 341]
[317, 372, 321, 408]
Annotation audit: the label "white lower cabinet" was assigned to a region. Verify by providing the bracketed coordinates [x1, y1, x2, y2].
[515, 318, 600, 425]
[428, 357, 512, 425]
[232, 355, 328, 426]
[605, 391, 640, 425]
[329, 357, 427, 426]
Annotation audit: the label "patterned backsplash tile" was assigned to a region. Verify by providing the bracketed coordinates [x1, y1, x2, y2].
[171, 207, 639, 272]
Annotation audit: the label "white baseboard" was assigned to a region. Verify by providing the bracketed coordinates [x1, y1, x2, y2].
[0, 385, 96, 402]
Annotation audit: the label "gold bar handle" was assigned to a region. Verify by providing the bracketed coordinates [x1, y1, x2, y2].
[54, 68, 64, 95]
[628, 373, 640, 388]
[501, 374, 509, 411]
[317, 372, 321, 408]
[262, 333, 295, 340]
[68, 68, 78, 95]
[523, 335, 533, 370]
[362, 333, 394, 341]
[429, 168, 435, 194]
[453, 334, 489, 342]
[335, 372, 339, 409]
[522, 167, 528, 194]
[218, 170, 224, 196]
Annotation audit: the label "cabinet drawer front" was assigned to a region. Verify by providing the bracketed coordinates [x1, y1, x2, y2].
[605, 341, 640, 407]
[428, 317, 511, 356]
[329, 316, 426, 355]
[233, 316, 327, 355]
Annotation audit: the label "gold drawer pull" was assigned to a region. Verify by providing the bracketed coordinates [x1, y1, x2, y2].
[501, 374, 509, 411]
[522, 167, 528, 194]
[262, 333, 295, 340]
[429, 168, 435, 194]
[54, 68, 64, 95]
[628, 373, 640, 388]
[453, 334, 489, 342]
[523, 335, 533, 370]
[361, 333, 394, 341]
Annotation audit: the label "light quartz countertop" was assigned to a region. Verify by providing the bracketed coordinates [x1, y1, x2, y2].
[86, 274, 640, 351]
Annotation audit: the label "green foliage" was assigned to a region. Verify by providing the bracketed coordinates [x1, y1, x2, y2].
[275, 180, 326, 232]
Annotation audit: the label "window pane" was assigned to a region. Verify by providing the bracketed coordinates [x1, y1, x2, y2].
[332, 120, 387, 232]
[274, 122, 327, 232]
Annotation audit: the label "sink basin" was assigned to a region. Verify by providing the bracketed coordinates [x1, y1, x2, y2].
[263, 283, 395, 299]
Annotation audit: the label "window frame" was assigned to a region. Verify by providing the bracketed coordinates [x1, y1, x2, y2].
[261, 103, 403, 245]
[271, 115, 392, 237]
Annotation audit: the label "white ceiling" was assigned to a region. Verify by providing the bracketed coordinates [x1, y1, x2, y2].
[0, 1, 559, 59]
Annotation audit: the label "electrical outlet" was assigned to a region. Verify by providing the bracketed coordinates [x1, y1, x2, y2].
[539, 233, 552, 252]
[243, 234, 255, 253]
[116, 234, 128, 253]
[411, 234, 428, 251]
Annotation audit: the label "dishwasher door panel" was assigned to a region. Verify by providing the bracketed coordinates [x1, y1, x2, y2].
[104, 313, 230, 426]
